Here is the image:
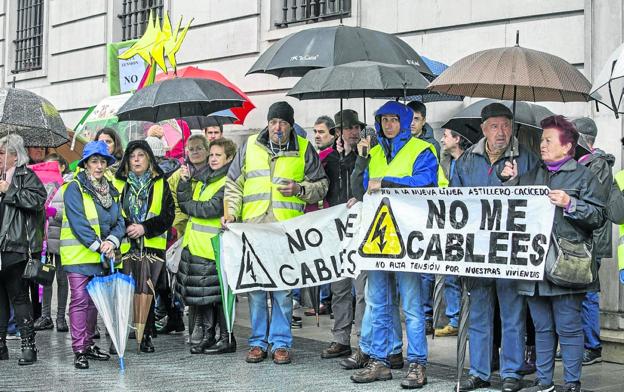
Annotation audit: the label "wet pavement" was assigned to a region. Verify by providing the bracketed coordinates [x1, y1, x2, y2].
[1, 297, 622, 391]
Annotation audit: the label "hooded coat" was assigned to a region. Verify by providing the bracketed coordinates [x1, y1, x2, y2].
[351, 101, 439, 200]
[578, 148, 615, 259]
[114, 140, 175, 260]
[175, 162, 231, 306]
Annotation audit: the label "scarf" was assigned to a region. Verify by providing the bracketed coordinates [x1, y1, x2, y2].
[127, 171, 152, 223]
[87, 173, 113, 208]
[544, 156, 573, 172]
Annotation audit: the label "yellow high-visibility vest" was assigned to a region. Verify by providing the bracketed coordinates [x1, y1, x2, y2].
[241, 133, 308, 221]
[60, 181, 101, 265]
[116, 178, 167, 253]
[368, 137, 448, 187]
[182, 177, 226, 260]
[615, 170, 624, 271]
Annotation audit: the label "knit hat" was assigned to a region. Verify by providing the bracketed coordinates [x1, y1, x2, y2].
[267, 101, 295, 127]
[481, 102, 513, 123]
[144, 136, 165, 157]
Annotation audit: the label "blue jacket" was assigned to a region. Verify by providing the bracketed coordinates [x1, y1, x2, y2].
[451, 137, 539, 187]
[359, 101, 439, 192]
[64, 171, 125, 255]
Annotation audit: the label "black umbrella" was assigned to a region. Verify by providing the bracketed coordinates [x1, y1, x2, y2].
[248, 25, 433, 78]
[442, 99, 554, 154]
[117, 78, 245, 123]
[287, 61, 430, 100]
[182, 111, 238, 130]
[0, 88, 68, 147]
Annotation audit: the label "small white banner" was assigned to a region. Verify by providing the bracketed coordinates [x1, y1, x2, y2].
[353, 187, 555, 280]
[222, 205, 361, 294]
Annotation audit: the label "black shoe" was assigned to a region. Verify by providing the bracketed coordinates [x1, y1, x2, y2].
[340, 349, 370, 370]
[18, 336, 37, 366]
[518, 382, 555, 392]
[425, 319, 434, 335]
[157, 319, 185, 334]
[389, 352, 404, 369]
[458, 375, 491, 392]
[140, 336, 155, 353]
[92, 326, 101, 339]
[204, 335, 237, 355]
[86, 345, 110, 361]
[582, 348, 602, 365]
[74, 352, 89, 369]
[563, 383, 581, 392]
[502, 377, 522, 392]
[321, 342, 352, 359]
[0, 338, 8, 360]
[291, 315, 303, 328]
[190, 336, 216, 354]
[56, 317, 69, 333]
[33, 316, 54, 331]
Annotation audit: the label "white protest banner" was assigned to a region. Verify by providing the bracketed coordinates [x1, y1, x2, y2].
[222, 205, 361, 294]
[353, 186, 555, 280]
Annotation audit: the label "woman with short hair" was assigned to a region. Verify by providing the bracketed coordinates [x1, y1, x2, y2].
[0, 134, 47, 365]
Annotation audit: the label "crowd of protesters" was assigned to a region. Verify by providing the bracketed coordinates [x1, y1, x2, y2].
[0, 98, 621, 392]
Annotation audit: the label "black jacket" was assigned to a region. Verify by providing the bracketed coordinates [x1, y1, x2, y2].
[0, 165, 47, 268]
[324, 150, 357, 206]
[115, 140, 175, 258]
[175, 162, 230, 306]
[579, 149, 614, 258]
[513, 159, 606, 296]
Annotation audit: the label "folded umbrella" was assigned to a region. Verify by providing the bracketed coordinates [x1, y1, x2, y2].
[86, 255, 134, 372]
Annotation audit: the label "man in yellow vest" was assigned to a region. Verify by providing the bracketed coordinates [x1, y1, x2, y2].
[348, 101, 444, 388]
[223, 101, 328, 365]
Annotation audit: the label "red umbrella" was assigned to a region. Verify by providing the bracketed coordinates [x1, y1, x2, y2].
[156, 66, 255, 125]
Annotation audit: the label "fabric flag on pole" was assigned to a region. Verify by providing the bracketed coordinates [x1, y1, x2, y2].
[213, 234, 236, 342]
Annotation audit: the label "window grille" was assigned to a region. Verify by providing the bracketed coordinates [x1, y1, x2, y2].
[275, 0, 351, 28]
[13, 0, 44, 74]
[118, 0, 164, 42]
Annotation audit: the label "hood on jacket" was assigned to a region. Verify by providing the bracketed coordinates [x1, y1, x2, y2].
[115, 139, 165, 181]
[577, 148, 616, 167]
[374, 101, 414, 159]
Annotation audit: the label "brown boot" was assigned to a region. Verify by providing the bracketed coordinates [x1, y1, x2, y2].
[321, 342, 352, 359]
[272, 348, 291, 364]
[245, 346, 267, 363]
[340, 348, 370, 369]
[350, 360, 392, 383]
[400, 363, 427, 389]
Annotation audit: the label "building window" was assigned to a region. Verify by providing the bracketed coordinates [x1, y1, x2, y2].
[12, 0, 44, 74]
[118, 0, 164, 42]
[275, 0, 351, 28]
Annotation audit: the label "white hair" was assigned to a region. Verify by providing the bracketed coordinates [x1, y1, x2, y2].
[0, 134, 30, 166]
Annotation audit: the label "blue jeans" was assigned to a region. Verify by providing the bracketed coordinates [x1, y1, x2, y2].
[365, 270, 427, 365]
[320, 283, 331, 303]
[529, 294, 584, 385]
[248, 290, 293, 352]
[468, 278, 526, 381]
[421, 274, 434, 322]
[582, 258, 601, 350]
[444, 276, 461, 328]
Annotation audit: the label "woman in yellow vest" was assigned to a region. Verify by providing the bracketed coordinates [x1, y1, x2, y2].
[61, 141, 125, 369]
[175, 137, 237, 355]
[114, 140, 175, 353]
